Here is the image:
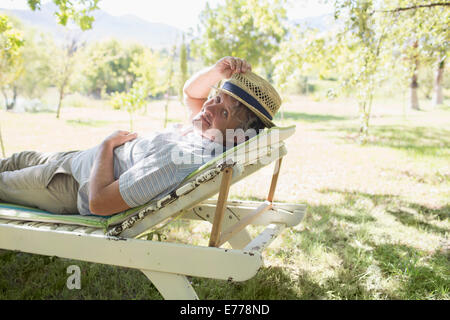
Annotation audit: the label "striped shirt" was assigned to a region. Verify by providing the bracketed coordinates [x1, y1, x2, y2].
[70, 126, 224, 216]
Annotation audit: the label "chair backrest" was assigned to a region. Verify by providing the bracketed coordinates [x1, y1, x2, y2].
[183, 125, 296, 181]
[116, 126, 296, 237]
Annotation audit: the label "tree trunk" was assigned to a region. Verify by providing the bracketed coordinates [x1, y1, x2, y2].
[56, 85, 65, 119]
[2, 90, 9, 110]
[433, 57, 445, 106]
[164, 93, 169, 129]
[2, 88, 17, 111]
[358, 101, 369, 144]
[358, 91, 374, 144]
[0, 122, 6, 157]
[128, 111, 133, 132]
[410, 73, 420, 111]
[7, 87, 17, 110]
[409, 41, 420, 111]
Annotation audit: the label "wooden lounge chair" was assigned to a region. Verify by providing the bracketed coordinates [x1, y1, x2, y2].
[0, 125, 306, 299]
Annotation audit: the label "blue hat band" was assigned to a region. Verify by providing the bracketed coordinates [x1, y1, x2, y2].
[222, 81, 273, 120]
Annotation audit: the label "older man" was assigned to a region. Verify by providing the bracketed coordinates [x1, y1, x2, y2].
[0, 56, 282, 216]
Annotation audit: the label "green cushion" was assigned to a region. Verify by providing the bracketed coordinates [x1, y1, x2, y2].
[0, 201, 150, 229]
[0, 202, 109, 228]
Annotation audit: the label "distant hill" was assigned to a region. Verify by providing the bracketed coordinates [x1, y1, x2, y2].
[0, 2, 183, 48]
[1, 3, 336, 48]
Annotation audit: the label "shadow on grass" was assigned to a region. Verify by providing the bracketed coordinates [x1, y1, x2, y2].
[318, 188, 449, 236]
[386, 207, 449, 236]
[317, 188, 400, 209]
[225, 195, 393, 298]
[274, 111, 350, 123]
[323, 124, 450, 157]
[293, 202, 448, 299]
[289, 202, 393, 299]
[368, 126, 450, 156]
[372, 243, 449, 299]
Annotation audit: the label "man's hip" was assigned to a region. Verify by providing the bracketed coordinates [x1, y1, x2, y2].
[0, 150, 81, 214]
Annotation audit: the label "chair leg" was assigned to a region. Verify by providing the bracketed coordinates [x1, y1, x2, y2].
[209, 167, 233, 247]
[141, 269, 199, 300]
[267, 157, 283, 202]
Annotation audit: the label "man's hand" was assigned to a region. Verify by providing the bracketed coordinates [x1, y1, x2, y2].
[102, 130, 138, 149]
[183, 56, 252, 119]
[214, 56, 252, 79]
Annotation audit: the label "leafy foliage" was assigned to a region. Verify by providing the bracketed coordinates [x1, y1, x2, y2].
[192, 0, 288, 76]
[0, 14, 24, 98]
[82, 40, 138, 97]
[27, 0, 100, 30]
[273, 0, 449, 142]
[109, 46, 166, 130]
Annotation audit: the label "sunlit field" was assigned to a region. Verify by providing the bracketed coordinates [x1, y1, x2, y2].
[0, 93, 449, 300]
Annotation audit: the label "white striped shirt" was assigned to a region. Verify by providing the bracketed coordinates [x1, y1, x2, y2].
[70, 126, 224, 216]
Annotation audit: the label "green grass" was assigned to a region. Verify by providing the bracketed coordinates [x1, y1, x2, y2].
[329, 124, 450, 158]
[274, 111, 350, 123]
[0, 94, 448, 300]
[66, 119, 118, 127]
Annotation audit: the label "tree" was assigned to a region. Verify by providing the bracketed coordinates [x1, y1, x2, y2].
[82, 40, 147, 97]
[110, 47, 163, 130]
[192, 0, 288, 76]
[0, 14, 24, 156]
[0, 14, 24, 111]
[6, 25, 54, 107]
[381, 0, 449, 110]
[129, 46, 164, 114]
[163, 45, 177, 128]
[274, 0, 448, 143]
[52, 35, 83, 119]
[178, 34, 188, 103]
[0, 0, 99, 155]
[27, 0, 100, 30]
[275, 2, 385, 142]
[433, 54, 445, 105]
[110, 82, 147, 131]
[409, 40, 420, 110]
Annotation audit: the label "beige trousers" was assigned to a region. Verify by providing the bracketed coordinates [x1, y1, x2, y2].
[0, 151, 80, 214]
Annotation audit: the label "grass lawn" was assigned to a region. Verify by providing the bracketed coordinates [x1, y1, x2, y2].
[0, 94, 449, 300]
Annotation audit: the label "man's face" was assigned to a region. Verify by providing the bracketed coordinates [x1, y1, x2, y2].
[192, 92, 245, 143]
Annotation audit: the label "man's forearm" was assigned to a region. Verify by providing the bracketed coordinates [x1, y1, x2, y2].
[183, 65, 223, 100]
[184, 57, 251, 100]
[87, 131, 136, 215]
[89, 142, 115, 206]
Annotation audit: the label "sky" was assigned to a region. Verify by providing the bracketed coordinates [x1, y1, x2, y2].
[1, 0, 334, 32]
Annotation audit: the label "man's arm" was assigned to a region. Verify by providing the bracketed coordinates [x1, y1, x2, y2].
[88, 130, 137, 216]
[183, 56, 252, 120]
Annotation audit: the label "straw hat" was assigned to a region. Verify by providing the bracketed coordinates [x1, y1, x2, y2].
[212, 71, 281, 128]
